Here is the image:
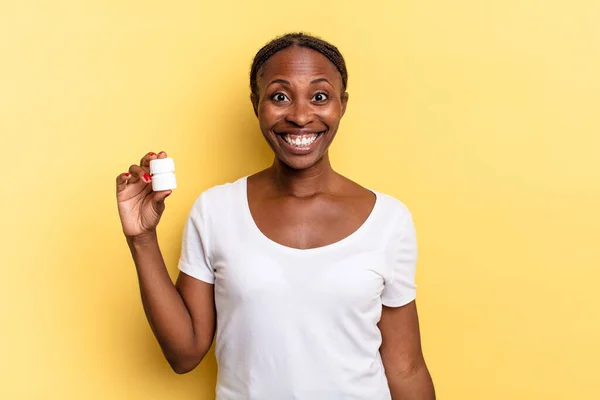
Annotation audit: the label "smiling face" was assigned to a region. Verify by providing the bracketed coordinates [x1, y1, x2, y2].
[252, 46, 349, 171]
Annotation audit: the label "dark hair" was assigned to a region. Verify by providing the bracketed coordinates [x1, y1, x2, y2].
[249, 32, 348, 100]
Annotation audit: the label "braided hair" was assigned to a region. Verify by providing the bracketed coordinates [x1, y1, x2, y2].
[250, 32, 348, 100]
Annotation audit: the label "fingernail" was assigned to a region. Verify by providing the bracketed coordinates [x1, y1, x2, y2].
[165, 192, 171, 197]
[159, 151, 166, 155]
[149, 152, 156, 156]
[125, 173, 130, 177]
[144, 173, 151, 181]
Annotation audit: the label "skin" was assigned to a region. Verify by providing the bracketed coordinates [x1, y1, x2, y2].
[248, 46, 374, 249]
[116, 152, 215, 374]
[116, 46, 435, 398]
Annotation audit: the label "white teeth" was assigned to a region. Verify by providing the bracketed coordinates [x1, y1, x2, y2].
[282, 133, 319, 147]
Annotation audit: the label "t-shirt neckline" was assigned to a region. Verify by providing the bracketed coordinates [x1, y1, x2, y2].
[239, 175, 381, 255]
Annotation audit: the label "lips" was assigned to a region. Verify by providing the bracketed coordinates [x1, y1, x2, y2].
[274, 130, 326, 154]
[281, 132, 319, 147]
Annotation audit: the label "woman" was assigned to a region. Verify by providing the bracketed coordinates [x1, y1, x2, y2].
[116, 33, 435, 399]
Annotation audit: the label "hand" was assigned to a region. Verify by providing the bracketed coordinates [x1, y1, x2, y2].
[116, 151, 172, 239]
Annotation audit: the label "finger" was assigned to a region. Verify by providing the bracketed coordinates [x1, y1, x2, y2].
[157, 151, 168, 159]
[128, 164, 152, 185]
[140, 152, 158, 169]
[116, 172, 131, 192]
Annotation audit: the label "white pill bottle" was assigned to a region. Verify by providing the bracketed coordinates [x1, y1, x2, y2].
[149, 158, 177, 191]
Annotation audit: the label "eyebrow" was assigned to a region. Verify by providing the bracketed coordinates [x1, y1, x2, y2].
[310, 78, 332, 86]
[266, 77, 334, 88]
[267, 78, 291, 88]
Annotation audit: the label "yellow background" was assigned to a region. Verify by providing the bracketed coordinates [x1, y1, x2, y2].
[2, 1, 599, 399]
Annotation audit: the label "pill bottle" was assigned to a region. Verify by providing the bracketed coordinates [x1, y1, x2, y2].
[149, 158, 177, 191]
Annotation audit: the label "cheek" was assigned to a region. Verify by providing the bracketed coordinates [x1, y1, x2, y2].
[320, 107, 342, 126]
[258, 103, 283, 127]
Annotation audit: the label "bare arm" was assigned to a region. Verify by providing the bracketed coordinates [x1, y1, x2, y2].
[117, 151, 215, 374]
[379, 301, 435, 399]
[128, 233, 215, 374]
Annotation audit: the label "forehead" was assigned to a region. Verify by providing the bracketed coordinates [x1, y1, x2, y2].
[258, 46, 342, 88]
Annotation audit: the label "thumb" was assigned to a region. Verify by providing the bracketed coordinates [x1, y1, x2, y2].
[153, 190, 173, 205]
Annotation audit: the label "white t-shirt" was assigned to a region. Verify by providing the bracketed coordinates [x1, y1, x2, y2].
[178, 176, 418, 400]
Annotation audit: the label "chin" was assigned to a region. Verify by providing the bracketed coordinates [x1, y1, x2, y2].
[277, 153, 325, 171]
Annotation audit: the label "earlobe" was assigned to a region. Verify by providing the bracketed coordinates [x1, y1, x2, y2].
[250, 94, 259, 117]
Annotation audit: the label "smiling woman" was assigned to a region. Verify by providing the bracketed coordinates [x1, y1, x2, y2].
[249, 34, 349, 172]
[252, 45, 347, 170]
[116, 32, 435, 399]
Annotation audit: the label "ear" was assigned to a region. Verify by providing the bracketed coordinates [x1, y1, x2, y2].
[250, 93, 259, 117]
[340, 92, 349, 117]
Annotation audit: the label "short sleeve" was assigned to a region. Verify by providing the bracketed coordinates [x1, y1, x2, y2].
[381, 213, 418, 307]
[177, 197, 215, 284]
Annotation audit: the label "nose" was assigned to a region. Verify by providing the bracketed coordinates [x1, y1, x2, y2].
[285, 99, 314, 127]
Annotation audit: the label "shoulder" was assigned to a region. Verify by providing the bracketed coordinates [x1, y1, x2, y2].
[188, 176, 246, 218]
[372, 189, 413, 225]
[339, 174, 412, 221]
[371, 191, 418, 262]
[368, 189, 417, 246]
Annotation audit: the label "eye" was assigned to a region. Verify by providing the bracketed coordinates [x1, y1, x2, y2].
[272, 92, 290, 102]
[312, 92, 328, 102]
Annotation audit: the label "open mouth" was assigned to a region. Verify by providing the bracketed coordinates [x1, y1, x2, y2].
[277, 131, 326, 148]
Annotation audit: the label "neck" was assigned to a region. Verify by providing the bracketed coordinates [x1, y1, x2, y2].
[268, 153, 337, 198]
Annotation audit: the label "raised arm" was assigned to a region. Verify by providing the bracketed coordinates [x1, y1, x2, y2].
[117, 151, 215, 374]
